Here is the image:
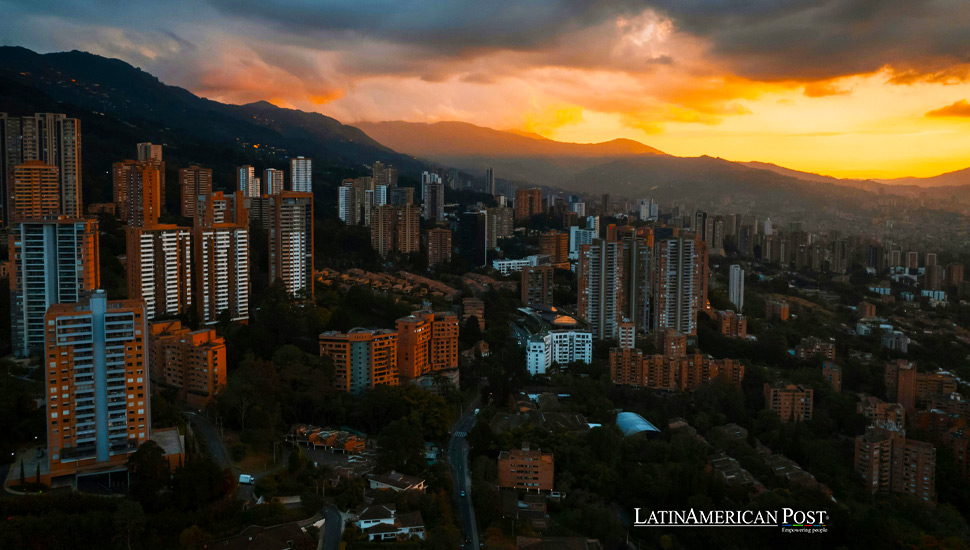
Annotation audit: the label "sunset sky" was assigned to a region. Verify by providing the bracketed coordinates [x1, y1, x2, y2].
[3, 0, 970, 178]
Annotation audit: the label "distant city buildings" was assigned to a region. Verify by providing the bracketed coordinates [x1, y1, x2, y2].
[729, 264, 744, 312]
[371, 204, 420, 257]
[514, 188, 543, 220]
[427, 228, 452, 269]
[269, 192, 314, 299]
[179, 165, 212, 219]
[290, 156, 312, 193]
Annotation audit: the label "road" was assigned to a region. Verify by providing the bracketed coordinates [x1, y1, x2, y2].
[449, 408, 480, 550]
[318, 505, 344, 550]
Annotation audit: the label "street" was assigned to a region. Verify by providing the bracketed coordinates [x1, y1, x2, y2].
[318, 505, 343, 550]
[449, 409, 480, 550]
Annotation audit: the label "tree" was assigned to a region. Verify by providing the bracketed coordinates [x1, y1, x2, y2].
[376, 417, 425, 473]
[127, 441, 169, 506]
[179, 525, 210, 550]
[113, 500, 145, 550]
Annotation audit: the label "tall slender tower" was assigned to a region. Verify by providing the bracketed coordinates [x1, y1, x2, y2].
[578, 239, 624, 340]
[290, 156, 312, 193]
[263, 168, 285, 195]
[113, 160, 162, 227]
[179, 165, 212, 219]
[653, 236, 698, 335]
[1, 113, 82, 223]
[45, 291, 149, 478]
[236, 165, 257, 198]
[729, 264, 744, 312]
[269, 192, 314, 299]
[9, 218, 100, 357]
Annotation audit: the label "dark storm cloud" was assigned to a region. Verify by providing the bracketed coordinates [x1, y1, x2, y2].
[646, 0, 970, 81]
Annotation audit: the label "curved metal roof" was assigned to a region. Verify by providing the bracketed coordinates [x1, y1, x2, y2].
[616, 412, 660, 436]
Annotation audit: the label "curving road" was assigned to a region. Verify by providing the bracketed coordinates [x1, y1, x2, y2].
[318, 505, 343, 550]
[450, 409, 480, 550]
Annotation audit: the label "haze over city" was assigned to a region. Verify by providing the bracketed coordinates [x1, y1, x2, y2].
[3, 0, 970, 178]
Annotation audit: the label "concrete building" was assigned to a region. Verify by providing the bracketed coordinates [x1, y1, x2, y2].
[421, 172, 445, 221]
[715, 310, 747, 339]
[514, 188, 543, 220]
[320, 329, 400, 394]
[44, 291, 149, 479]
[263, 168, 284, 195]
[290, 156, 312, 193]
[764, 382, 814, 422]
[526, 330, 593, 375]
[136, 142, 162, 162]
[149, 320, 226, 407]
[427, 228, 452, 269]
[855, 427, 935, 504]
[9, 218, 100, 357]
[729, 264, 744, 312]
[113, 159, 162, 227]
[822, 361, 842, 392]
[8, 160, 60, 222]
[765, 299, 790, 321]
[193, 197, 250, 325]
[371, 204, 420, 257]
[578, 239, 623, 340]
[126, 225, 193, 320]
[338, 180, 359, 225]
[458, 211, 488, 267]
[1, 113, 83, 224]
[522, 265, 555, 307]
[236, 165, 258, 198]
[795, 336, 836, 361]
[498, 445, 554, 492]
[653, 237, 698, 336]
[269, 192, 314, 299]
[396, 312, 459, 379]
[179, 165, 212, 219]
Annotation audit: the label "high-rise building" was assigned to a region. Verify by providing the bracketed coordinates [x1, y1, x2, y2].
[514, 188, 543, 220]
[427, 228, 452, 269]
[126, 225, 193, 320]
[8, 160, 60, 222]
[372, 161, 398, 188]
[764, 382, 814, 422]
[371, 204, 420, 257]
[396, 312, 459, 379]
[485, 168, 495, 195]
[290, 156, 312, 193]
[729, 264, 744, 312]
[526, 330, 593, 375]
[149, 320, 227, 407]
[193, 199, 249, 325]
[259, 168, 282, 196]
[855, 427, 935, 504]
[522, 265, 554, 306]
[621, 235, 651, 332]
[485, 206, 514, 248]
[387, 186, 413, 206]
[338, 180, 359, 225]
[421, 172, 445, 221]
[113, 160, 162, 227]
[1, 113, 82, 224]
[136, 142, 162, 162]
[578, 239, 624, 340]
[9, 218, 100, 357]
[236, 165, 258, 198]
[319, 328, 400, 394]
[905, 251, 919, 270]
[269, 192, 314, 299]
[653, 237, 698, 336]
[458, 211, 488, 267]
[540, 230, 569, 267]
[179, 165, 212, 219]
[44, 291, 149, 479]
[715, 310, 747, 339]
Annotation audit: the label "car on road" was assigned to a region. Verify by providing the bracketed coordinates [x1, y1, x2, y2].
[473, 409, 480, 415]
[238, 474, 256, 485]
[460, 489, 465, 497]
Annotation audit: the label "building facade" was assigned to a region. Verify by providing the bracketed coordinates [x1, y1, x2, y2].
[320, 329, 400, 394]
[149, 320, 227, 407]
[269, 192, 314, 299]
[126, 225, 193, 320]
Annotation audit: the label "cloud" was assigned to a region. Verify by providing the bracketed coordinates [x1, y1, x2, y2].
[925, 99, 970, 118]
[803, 81, 851, 97]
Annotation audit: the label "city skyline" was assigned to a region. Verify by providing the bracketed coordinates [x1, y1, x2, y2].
[2, 1, 970, 179]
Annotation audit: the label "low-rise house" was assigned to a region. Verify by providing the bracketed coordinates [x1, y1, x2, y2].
[355, 505, 425, 541]
[367, 471, 427, 492]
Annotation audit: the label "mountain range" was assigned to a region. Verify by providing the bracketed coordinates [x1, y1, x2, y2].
[0, 46, 966, 219]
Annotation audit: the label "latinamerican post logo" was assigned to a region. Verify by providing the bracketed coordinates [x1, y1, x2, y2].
[634, 508, 828, 534]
